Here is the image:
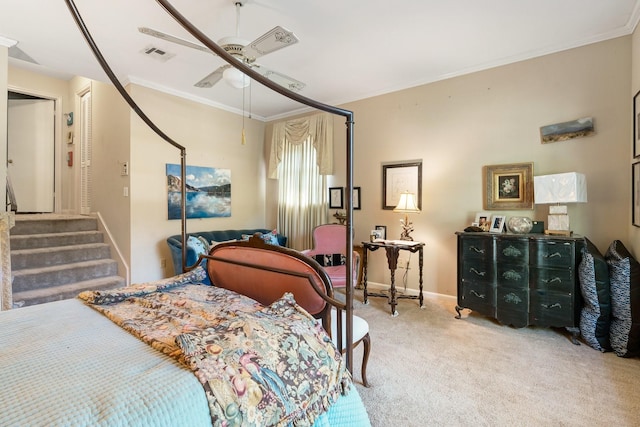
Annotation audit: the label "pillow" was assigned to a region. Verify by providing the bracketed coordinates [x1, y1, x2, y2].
[605, 240, 640, 357]
[579, 238, 612, 352]
[313, 253, 347, 267]
[241, 229, 281, 246]
[186, 236, 211, 285]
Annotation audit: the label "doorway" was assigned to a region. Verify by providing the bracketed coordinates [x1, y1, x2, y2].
[7, 91, 55, 213]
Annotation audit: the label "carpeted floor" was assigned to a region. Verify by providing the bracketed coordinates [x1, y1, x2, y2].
[348, 290, 640, 427]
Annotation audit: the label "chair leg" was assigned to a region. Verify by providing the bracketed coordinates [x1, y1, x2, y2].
[360, 332, 371, 387]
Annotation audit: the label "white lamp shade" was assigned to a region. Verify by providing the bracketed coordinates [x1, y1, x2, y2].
[534, 172, 587, 204]
[393, 192, 420, 213]
[223, 67, 250, 89]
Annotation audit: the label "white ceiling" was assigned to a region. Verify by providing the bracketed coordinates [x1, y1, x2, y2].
[2, 0, 640, 121]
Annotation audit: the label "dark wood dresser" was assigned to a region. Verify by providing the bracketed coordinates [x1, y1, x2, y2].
[455, 232, 585, 343]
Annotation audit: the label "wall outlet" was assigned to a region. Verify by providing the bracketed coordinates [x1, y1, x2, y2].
[121, 161, 129, 176]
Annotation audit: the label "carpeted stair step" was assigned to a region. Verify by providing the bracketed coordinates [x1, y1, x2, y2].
[12, 276, 126, 307]
[11, 243, 111, 270]
[12, 259, 119, 293]
[11, 216, 98, 235]
[10, 230, 104, 250]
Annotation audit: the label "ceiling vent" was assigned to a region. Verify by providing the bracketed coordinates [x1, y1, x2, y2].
[140, 45, 175, 62]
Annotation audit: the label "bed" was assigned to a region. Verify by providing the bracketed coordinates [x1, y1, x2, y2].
[0, 236, 370, 426]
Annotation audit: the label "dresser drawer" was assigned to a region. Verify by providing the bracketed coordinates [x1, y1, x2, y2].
[529, 290, 575, 327]
[497, 263, 529, 288]
[461, 258, 494, 284]
[459, 281, 495, 317]
[532, 240, 575, 268]
[497, 239, 528, 264]
[460, 236, 494, 260]
[531, 267, 575, 293]
[496, 286, 529, 328]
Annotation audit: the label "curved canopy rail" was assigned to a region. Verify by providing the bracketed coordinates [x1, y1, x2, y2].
[63, 0, 356, 372]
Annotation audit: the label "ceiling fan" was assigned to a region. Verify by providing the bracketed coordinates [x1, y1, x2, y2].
[139, 1, 305, 91]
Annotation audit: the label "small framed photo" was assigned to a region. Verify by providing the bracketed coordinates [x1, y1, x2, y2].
[329, 187, 344, 209]
[474, 212, 491, 231]
[370, 229, 383, 241]
[489, 215, 506, 233]
[375, 225, 387, 240]
[353, 187, 361, 210]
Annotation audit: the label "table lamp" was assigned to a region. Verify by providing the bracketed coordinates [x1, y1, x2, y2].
[533, 172, 587, 235]
[393, 191, 421, 240]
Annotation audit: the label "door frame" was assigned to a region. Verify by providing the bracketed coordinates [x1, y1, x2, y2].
[7, 84, 63, 213]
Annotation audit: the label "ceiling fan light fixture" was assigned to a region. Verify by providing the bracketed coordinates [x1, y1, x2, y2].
[223, 66, 250, 88]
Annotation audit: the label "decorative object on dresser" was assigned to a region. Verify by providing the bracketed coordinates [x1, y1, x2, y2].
[483, 162, 534, 210]
[393, 191, 420, 240]
[455, 232, 585, 344]
[534, 172, 588, 236]
[361, 239, 425, 316]
[489, 215, 506, 233]
[507, 216, 534, 234]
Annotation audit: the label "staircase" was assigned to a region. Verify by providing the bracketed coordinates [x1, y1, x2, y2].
[10, 214, 126, 307]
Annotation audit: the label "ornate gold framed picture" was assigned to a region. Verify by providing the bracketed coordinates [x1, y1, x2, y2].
[483, 162, 534, 210]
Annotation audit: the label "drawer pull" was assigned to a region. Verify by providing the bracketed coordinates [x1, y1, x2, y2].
[542, 277, 562, 284]
[469, 246, 485, 254]
[541, 302, 562, 310]
[470, 290, 486, 299]
[504, 293, 522, 304]
[502, 245, 522, 257]
[544, 252, 562, 259]
[503, 270, 521, 281]
[469, 268, 486, 277]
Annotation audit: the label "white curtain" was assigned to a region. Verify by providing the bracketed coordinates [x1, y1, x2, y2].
[271, 113, 333, 250]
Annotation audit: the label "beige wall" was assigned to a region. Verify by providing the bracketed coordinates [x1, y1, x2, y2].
[631, 26, 640, 258]
[128, 84, 268, 282]
[324, 36, 631, 296]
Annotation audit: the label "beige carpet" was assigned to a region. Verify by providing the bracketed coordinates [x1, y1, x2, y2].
[348, 290, 640, 427]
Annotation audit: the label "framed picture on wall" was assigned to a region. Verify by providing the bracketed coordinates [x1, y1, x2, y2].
[634, 90, 640, 158]
[483, 162, 534, 210]
[353, 187, 361, 210]
[633, 162, 640, 227]
[382, 160, 422, 210]
[329, 187, 344, 209]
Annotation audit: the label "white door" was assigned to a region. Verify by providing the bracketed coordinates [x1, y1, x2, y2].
[7, 98, 55, 213]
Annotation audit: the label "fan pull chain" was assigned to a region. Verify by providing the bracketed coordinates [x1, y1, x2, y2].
[242, 82, 246, 145]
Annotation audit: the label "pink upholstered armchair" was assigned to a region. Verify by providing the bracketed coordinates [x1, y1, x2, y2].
[301, 224, 359, 288]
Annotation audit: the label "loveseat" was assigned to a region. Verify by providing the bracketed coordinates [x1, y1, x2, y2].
[166, 229, 287, 277]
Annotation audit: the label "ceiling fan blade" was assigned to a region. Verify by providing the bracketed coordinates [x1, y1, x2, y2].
[242, 26, 299, 61]
[139, 27, 214, 55]
[194, 65, 231, 88]
[251, 63, 305, 92]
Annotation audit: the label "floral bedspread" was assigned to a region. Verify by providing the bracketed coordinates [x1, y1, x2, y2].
[78, 267, 352, 426]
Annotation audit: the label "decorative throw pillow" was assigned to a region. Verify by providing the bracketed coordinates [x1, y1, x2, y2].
[605, 240, 640, 357]
[241, 229, 281, 246]
[186, 236, 211, 285]
[313, 253, 347, 267]
[578, 238, 611, 352]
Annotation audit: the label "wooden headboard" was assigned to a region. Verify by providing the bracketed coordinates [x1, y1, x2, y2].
[203, 234, 346, 343]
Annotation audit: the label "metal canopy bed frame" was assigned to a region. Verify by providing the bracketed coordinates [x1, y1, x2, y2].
[64, 0, 358, 372]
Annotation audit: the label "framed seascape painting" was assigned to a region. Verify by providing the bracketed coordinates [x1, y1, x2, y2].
[382, 160, 422, 210]
[166, 164, 231, 219]
[483, 162, 534, 210]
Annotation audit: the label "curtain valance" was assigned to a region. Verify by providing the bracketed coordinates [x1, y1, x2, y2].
[268, 112, 333, 179]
